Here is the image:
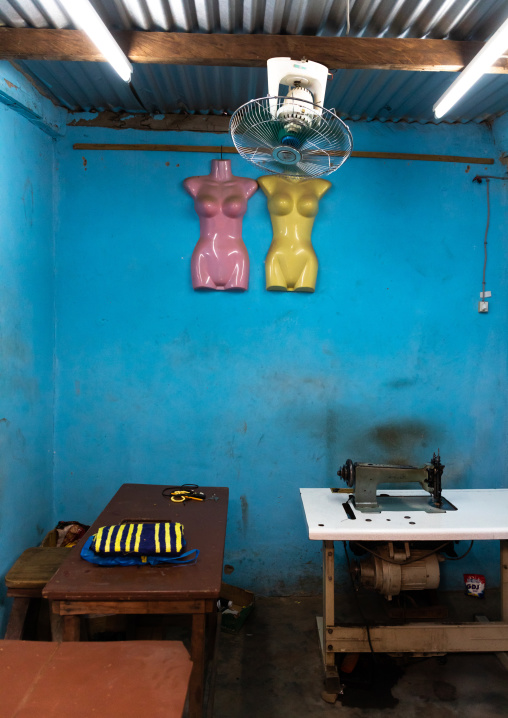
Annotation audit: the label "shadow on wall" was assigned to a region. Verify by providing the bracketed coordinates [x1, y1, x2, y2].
[290, 402, 439, 479]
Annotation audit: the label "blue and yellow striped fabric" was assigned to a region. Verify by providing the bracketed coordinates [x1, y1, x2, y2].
[92, 522, 185, 556]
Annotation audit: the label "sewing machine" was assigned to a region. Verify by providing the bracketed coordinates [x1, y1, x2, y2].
[336, 451, 457, 513]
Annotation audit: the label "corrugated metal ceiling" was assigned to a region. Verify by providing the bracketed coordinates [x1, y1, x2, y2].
[1, 0, 508, 123]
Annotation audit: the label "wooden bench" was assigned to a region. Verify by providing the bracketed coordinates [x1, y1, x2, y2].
[5, 547, 69, 639]
[0, 640, 192, 718]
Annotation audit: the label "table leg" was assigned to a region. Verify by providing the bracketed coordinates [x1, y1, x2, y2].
[189, 612, 206, 718]
[322, 540, 341, 701]
[205, 611, 222, 718]
[62, 615, 80, 641]
[4, 597, 31, 639]
[501, 540, 508, 623]
[49, 602, 63, 642]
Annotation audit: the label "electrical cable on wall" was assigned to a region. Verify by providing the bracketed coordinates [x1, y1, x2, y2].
[480, 179, 490, 313]
[472, 173, 508, 313]
[128, 81, 148, 112]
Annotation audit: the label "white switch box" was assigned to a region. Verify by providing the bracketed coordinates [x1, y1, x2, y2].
[478, 301, 489, 313]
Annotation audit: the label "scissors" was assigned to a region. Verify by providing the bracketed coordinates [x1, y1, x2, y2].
[162, 485, 207, 503]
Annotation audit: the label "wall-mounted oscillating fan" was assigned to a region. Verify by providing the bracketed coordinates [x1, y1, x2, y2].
[230, 57, 353, 178]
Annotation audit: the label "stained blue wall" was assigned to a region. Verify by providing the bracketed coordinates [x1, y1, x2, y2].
[0, 98, 55, 633]
[494, 111, 508, 152]
[52, 120, 508, 595]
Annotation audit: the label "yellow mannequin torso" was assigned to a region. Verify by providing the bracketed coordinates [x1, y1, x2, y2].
[258, 175, 331, 292]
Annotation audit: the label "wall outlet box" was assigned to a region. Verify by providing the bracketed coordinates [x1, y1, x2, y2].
[478, 301, 489, 313]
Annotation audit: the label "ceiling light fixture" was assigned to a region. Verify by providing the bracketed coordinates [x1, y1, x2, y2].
[433, 15, 508, 118]
[57, 0, 132, 82]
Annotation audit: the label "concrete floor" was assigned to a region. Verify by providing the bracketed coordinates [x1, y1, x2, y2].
[213, 595, 508, 717]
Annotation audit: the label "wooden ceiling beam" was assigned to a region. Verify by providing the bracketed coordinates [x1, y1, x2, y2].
[1, 28, 508, 73]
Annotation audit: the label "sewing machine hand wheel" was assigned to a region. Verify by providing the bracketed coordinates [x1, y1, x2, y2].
[337, 459, 355, 487]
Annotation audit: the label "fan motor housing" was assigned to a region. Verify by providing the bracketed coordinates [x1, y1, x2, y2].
[271, 145, 302, 165]
[277, 87, 318, 125]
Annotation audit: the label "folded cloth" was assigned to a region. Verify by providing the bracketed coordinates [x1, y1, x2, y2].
[92, 522, 185, 556]
[81, 535, 199, 566]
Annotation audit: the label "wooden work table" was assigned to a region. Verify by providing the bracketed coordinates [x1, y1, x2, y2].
[300, 488, 508, 703]
[43, 483, 229, 718]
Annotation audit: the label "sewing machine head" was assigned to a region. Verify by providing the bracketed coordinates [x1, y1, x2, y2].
[337, 452, 456, 513]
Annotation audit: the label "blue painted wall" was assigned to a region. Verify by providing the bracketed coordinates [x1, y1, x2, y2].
[0, 61, 506, 626]
[52, 119, 508, 595]
[0, 98, 55, 633]
[494, 112, 508, 155]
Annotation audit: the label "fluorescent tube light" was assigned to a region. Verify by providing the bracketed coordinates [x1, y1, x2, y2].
[58, 0, 133, 82]
[433, 15, 508, 118]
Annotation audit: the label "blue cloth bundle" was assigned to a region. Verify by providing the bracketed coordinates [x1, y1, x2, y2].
[80, 522, 199, 567]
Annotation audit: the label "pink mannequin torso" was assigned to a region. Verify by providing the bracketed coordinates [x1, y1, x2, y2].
[184, 160, 258, 290]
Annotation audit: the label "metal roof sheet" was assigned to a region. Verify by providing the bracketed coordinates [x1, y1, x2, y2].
[2, 0, 508, 123]
[1, 0, 507, 38]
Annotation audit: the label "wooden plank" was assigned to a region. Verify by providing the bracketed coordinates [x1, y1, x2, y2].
[327, 622, 508, 653]
[351, 151, 494, 165]
[205, 612, 222, 718]
[322, 541, 341, 696]
[56, 599, 208, 615]
[5, 547, 69, 589]
[74, 143, 238, 154]
[62, 615, 80, 641]
[323, 541, 335, 631]
[475, 616, 508, 672]
[1, 29, 508, 73]
[0, 641, 192, 718]
[189, 613, 206, 718]
[501, 540, 508, 622]
[4, 597, 31, 640]
[7, 588, 43, 598]
[43, 485, 229, 603]
[68, 111, 231, 133]
[49, 604, 63, 642]
[72, 143, 495, 165]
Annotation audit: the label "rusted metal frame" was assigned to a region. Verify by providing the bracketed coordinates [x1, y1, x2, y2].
[71, 143, 495, 165]
[1, 29, 508, 74]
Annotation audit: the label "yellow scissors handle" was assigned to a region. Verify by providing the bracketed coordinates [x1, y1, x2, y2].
[170, 490, 189, 503]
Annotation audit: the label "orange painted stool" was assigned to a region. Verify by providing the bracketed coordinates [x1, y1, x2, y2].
[0, 640, 192, 718]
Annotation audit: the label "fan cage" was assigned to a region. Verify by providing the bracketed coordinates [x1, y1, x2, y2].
[229, 95, 353, 178]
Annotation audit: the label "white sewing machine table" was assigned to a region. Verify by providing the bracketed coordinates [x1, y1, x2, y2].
[300, 488, 508, 700]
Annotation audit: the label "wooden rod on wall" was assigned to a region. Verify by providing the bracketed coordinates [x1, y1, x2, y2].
[72, 143, 494, 165]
